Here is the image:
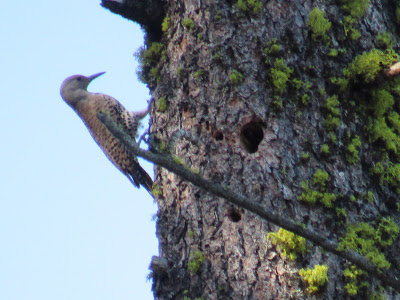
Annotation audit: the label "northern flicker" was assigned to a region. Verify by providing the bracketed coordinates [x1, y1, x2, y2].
[60, 72, 153, 193]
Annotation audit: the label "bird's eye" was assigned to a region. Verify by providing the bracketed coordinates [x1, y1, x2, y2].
[77, 77, 82, 81]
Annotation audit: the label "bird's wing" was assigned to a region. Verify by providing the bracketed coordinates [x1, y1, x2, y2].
[99, 95, 139, 139]
[121, 110, 141, 139]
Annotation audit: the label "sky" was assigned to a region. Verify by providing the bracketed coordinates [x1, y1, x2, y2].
[0, 1, 158, 299]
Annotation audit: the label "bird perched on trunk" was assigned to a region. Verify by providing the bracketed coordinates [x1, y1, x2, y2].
[60, 72, 153, 194]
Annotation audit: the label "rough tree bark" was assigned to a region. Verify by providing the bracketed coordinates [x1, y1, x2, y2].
[102, 0, 400, 299]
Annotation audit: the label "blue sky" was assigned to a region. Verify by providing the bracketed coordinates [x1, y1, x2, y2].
[0, 1, 158, 299]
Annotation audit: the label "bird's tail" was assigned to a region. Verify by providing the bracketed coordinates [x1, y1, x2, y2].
[138, 166, 154, 196]
[127, 163, 154, 196]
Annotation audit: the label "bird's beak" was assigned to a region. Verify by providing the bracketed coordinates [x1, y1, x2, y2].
[88, 72, 106, 82]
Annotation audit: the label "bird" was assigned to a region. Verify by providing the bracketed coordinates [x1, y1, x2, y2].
[60, 72, 153, 194]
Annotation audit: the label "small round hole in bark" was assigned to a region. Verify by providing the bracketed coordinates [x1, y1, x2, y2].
[215, 131, 224, 141]
[227, 208, 241, 222]
[240, 121, 264, 153]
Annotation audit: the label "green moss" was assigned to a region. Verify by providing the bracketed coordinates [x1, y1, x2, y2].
[336, 207, 347, 218]
[291, 78, 303, 90]
[344, 268, 386, 298]
[324, 194, 337, 207]
[372, 161, 400, 193]
[338, 218, 399, 269]
[369, 290, 386, 300]
[340, 0, 370, 18]
[350, 29, 361, 40]
[272, 97, 283, 110]
[137, 42, 163, 66]
[237, 0, 248, 11]
[304, 81, 313, 91]
[158, 140, 166, 152]
[299, 170, 337, 208]
[301, 151, 310, 161]
[365, 191, 374, 203]
[371, 161, 385, 176]
[281, 166, 287, 176]
[187, 230, 194, 239]
[213, 52, 221, 61]
[270, 59, 293, 94]
[330, 77, 348, 91]
[269, 44, 281, 54]
[367, 116, 400, 156]
[182, 18, 195, 30]
[388, 111, 400, 132]
[152, 185, 162, 197]
[387, 163, 400, 193]
[375, 217, 400, 247]
[298, 181, 322, 205]
[343, 265, 368, 296]
[376, 32, 393, 49]
[264, 42, 281, 56]
[173, 155, 183, 165]
[157, 96, 167, 112]
[237, 0, 262, 13]
[194, 69, 205, 78]
[342, 15, 361, 41]
[328, 48, 338, 57]
[343, 49, 398, 83]
[229, 69, 244, 85]
[162, 16, 170, 32]
[267, 228, 306, 260]
[214, 10, 223, 21]
[320, 144, 330, 155]
[187, 251, 205, 274]
[328, 132, 337, 143]
[301, 94, 310, 105]
[136, 42, 164, 85]
[149, 67, 160, 82]
[299, 265, 329, 294]
[313, 169, 329, 189]
[307, 8, 331, 41]
[347, 135, 361, 164]
[326, 95, 341, 116]
[320, 193, 336, 208]
[192, 167, 200, 174]
[298, 181, 337, 207]
[371, 89, 394, 117]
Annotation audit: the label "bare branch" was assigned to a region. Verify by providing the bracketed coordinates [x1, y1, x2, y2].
[98, 111, 400, 293]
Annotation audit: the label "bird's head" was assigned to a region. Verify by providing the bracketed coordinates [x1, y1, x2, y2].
[60, 72, 105, 108]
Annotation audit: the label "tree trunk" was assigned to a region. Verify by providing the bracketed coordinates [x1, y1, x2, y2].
[103, 0, 400, 299]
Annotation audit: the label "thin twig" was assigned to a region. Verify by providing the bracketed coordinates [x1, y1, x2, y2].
[98, 112, 400, 293]
[137, 129, 149, 146]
